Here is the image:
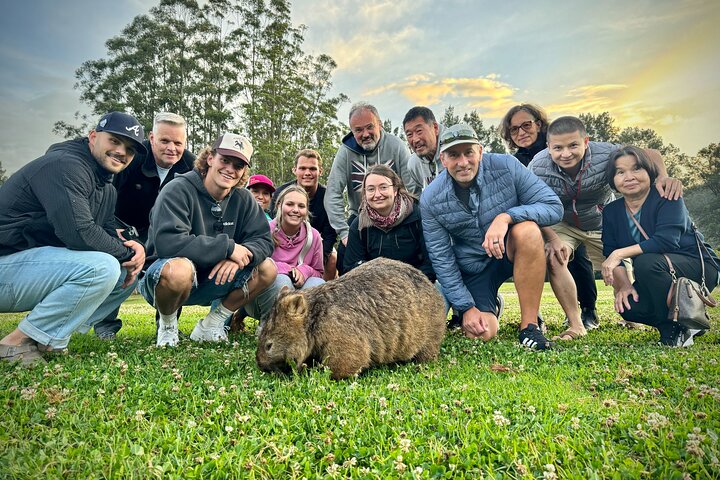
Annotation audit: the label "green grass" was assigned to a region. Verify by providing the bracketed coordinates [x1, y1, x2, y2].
[1, 282, 719, 479]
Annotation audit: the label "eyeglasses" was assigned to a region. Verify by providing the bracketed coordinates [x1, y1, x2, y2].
[211, 203, 224, 233]
[509, 120, 537, 136]
[364, 184, 393, 195]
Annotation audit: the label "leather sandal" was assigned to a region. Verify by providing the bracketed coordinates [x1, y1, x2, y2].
[0, 339, 46, 365]
[552, 328, 586, 341]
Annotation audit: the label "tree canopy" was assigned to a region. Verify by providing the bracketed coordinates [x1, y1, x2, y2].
[55, 0, 347, 183]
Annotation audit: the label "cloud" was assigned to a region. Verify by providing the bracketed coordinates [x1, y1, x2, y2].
[364, 74, 517, 117]
[324, 26, 421, 71]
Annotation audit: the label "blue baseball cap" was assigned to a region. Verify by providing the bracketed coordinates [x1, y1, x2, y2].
[95, 111, 148, 156]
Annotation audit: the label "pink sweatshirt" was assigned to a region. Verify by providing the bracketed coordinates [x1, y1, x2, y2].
[269, 220, 324, 280]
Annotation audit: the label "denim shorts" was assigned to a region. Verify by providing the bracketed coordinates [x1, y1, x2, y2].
[138, 257, 255, 307]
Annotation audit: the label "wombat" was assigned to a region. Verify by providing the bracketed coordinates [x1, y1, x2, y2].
[256, 257, 447, 380]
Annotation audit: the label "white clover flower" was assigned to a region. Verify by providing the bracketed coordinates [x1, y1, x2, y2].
[493, 410, 510, 427]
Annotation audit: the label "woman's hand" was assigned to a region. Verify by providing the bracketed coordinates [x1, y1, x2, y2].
[290, 268, 306, 288]
[614, 285, 638, 314]
[602, 252, 623, 285]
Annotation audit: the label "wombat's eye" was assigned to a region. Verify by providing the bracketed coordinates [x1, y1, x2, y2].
[265, 341, 272, 352]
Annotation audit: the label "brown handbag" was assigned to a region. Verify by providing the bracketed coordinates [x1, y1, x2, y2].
[627, 206, 717, 330]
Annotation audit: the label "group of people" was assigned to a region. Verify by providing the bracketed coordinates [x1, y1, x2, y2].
[1, 101, 718, 365]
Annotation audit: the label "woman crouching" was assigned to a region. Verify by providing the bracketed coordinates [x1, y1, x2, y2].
[601, 146, 719, 346]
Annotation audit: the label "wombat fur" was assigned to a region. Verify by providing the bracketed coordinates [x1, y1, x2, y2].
[256, 258, 447, 380]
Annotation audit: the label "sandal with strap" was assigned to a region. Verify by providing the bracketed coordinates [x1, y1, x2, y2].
[552, 328, 587, 341]
[0, 339, 46, 366]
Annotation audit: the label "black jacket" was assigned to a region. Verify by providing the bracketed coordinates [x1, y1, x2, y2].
[273, 181, 337, 258]
[114, 141, 195, 242]
[0, 138, 133, 261]
[513, 131, 547, 167]
[344, 205, 436, 282]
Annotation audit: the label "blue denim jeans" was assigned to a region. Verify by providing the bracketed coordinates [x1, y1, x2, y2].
[0, 246, 136, 349]
[139, 257, 256, 307]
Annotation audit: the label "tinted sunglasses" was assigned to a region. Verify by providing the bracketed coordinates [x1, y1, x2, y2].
[211, 203, 224, 232]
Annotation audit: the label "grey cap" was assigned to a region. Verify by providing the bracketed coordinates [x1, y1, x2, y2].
[438, 123, 481, 153]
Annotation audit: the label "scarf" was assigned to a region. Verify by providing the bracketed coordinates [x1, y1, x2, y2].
[358, 192, 414, 232]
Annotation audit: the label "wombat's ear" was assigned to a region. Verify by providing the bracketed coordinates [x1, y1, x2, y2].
[282, 293, 308, 318]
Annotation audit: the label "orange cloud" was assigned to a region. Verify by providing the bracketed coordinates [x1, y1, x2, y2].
[365, 75, 517, 116]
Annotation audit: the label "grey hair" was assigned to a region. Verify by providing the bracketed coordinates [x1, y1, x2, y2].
[348, 102, 381, 123]
[153, 112, 186, 133]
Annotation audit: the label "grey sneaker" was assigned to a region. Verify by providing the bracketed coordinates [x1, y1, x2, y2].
[496, 294, 505, 320]
[156, 319, 179, 347]
[190, 319, 228, 343]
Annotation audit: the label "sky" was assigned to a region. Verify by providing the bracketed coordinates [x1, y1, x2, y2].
[1, 0, 719, 175]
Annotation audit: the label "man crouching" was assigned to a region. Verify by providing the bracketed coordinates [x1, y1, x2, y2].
[139, 133, 276, 347]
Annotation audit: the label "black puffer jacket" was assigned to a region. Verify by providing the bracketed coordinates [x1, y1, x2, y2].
[343, 205, 435, 282]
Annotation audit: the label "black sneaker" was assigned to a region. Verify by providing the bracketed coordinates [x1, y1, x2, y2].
[447, 315, 462, 329]
[660, 325, 702, 347]
[581, 308, 599, 330]
[537, 313, 547, 334]
[519, 324, 553, 350]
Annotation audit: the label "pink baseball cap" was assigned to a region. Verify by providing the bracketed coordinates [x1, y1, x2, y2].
[247, 174, 275, 193]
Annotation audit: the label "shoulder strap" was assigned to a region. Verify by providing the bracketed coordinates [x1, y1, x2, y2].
[626, 203, 711, 291]
[296, 221, 313, 266]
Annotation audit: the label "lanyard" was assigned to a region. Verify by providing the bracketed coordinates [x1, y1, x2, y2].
[563, 155, 592, 228]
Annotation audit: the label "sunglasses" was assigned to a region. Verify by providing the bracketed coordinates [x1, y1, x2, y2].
[439, 128, 478, 147]
[211, 203, 224, 233]
[509, 120, 537, 136]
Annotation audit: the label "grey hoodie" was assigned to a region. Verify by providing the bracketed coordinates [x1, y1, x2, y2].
[324, 130, 416, 240]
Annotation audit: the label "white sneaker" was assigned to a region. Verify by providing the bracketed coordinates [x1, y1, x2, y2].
[157, 320, 179, 347]
[190, 319, 228, 343]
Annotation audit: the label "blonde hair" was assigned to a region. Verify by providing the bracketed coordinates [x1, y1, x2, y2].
[194, 146, 250, 188]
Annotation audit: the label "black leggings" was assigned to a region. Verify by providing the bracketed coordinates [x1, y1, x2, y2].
[621, 253, 719, 338]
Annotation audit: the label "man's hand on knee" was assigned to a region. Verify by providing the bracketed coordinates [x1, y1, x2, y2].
[462, 307, 489, 339]
[545, 238, 571, 268]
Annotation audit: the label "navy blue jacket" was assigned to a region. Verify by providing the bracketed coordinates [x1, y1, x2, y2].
[0, 138, 134, 261]
[602, 188, 719, 267]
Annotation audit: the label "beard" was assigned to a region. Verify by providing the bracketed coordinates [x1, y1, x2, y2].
[361, 138, 378, 151]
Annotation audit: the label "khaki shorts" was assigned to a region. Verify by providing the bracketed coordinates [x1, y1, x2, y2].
[549, 222, 606, 270]
[549, 222, 633, 278]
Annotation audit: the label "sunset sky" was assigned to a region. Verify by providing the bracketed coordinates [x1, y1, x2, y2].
[1, 0, 718, 175]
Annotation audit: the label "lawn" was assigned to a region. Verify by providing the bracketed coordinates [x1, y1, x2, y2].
[1, 282, 719, 479]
